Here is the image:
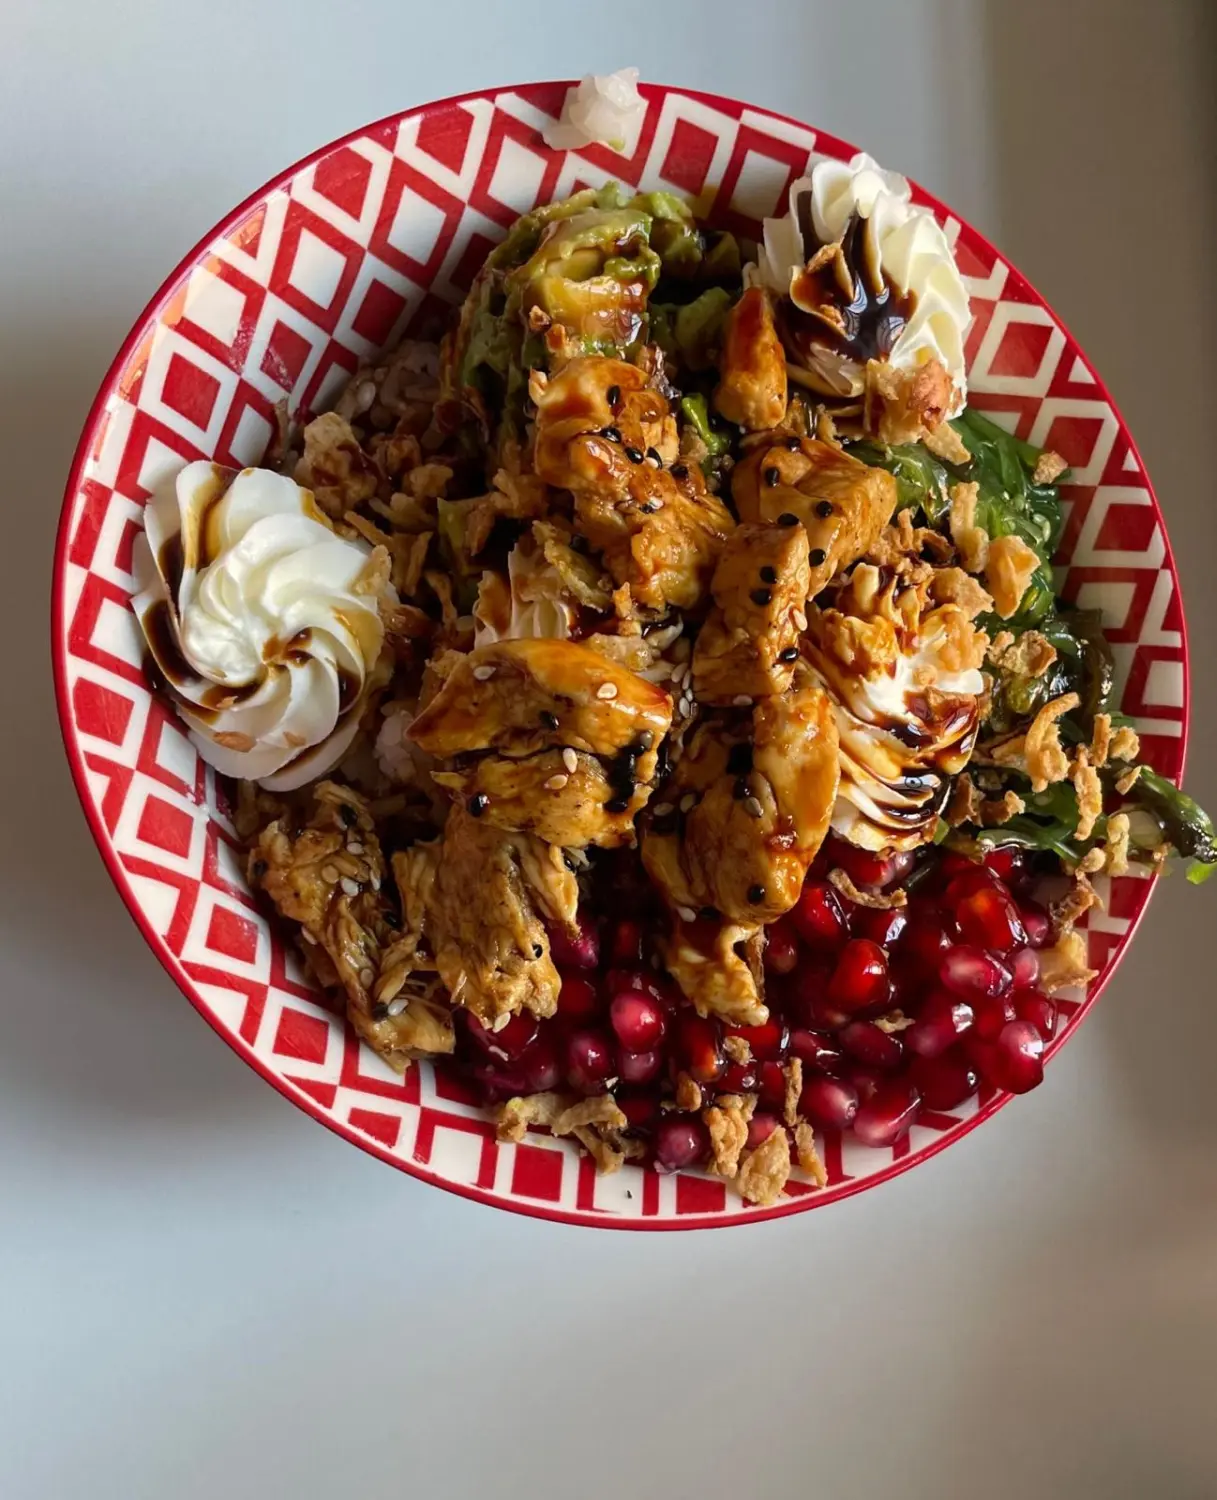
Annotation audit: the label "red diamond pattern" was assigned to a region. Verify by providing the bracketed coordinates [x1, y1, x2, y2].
[54, 84, 1190, 1229]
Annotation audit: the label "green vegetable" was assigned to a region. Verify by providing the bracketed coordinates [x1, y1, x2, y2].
[679, 393, 732, 460]
[671, 288, 733, 371]
[951, 408, 1065, 570]
[848, 441, 952, 525]
[1133, 768, 1217, 879]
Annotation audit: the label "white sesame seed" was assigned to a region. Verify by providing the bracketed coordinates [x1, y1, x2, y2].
[794, 610, 808, 631]
[491, 1012, 513, 1033]
[472, 664, 496, 681]
[340, 876, 361, 897]
[732, 695, 753, 708]
[544, 773, 570, 791]
[680, 793, 696, 813]
[347, 841, 365, 855]
[562, 748, 578, 774]
[744, 796, 765, 819]
[596, 682, 618, 700]
[370, 874, 381, 891]
[653, 802, 674, 817]
[386, 995, 409, 1017]
[301, 930, 317, 945]
[322, 864, 340, 883]
[359, 967, 374, 987]
[649, 497, 664, 510]
[677, 905, 697, 923]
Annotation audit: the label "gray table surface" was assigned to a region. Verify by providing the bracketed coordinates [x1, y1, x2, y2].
[4, 2, 1216, 1496]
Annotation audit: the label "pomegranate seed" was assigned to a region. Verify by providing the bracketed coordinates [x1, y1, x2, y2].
[617, 1092, 659, 1129]
[519, 1034, 562, 1092]
[610, 990, 666, 1051]
[799, 1073, 859, 1130]
[963, 1033, 999, 1077]
[853, 1081, 921, 1146]
[719, 1059, 760, 1093]
[1009, 946, 1041, 990]
[895, 915, 950, 979]
[770, 959, 833, 1027]
[548, 916, 600, 970]
[467, 1059, 528, 1103]
[788, 1029, 843, 1072]
[463, 1010, 538, 1061]
[746, 1113, 780, 1150]
[764, 919, 800, 976]
[851, 905, 908, 946]
[936, 850, 983, 883]
[971, 993, 1016, 1041]
[939, 945, 1012, 1000]
[827, 939, 890, 1016]
[988, 1019, 1045, 1093]
[1013, 991, 1058, 1040]
[565, 1030, 615, 1093]
[793, 880, 848, 949]
[1018, 902, 1052, 949]
[675, 1014, 724, 1084]
[654, 1116, 709, 1171]
[757, 1060, 788, 1110]
[556, 974, 602, 1024]
[982, 845, 1024, 883]
[909, 1049, 979, 1111]
[608, 918, 644, 966]
[618, 1047, 663, 1085]
[809, 995, 854, 1032]
[846, 1067, 884, 1104]
[951, 883, 1026, 953]
[839, 1020, 904, 1070]
[726, 1019, 788, 1061]
[906, 991, 974, 1058]
[826, 836, 915, 889]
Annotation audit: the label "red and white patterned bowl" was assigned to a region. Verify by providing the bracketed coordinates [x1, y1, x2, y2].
[53, 82, 1190, 1228]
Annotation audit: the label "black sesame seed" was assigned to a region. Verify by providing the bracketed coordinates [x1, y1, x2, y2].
[640, 502, 657, 514]
[816, 500, 834, 518]
[733, 776, 751, 801]
[778, 512, 799, 527]
[570, 534, 590, 554]
[251, 859, 268, 881]
[751, 587, 773, 606]
[372, 1002, 390, 1021]
[624, 445, 645, 464]
[606, 384, 621, 407]
[533, 943, 544, 958]
[338, 804, 357, 827]
[748, 884, 765, 904]
[785, 435, 802, 450]
[605, 795, 631, 814]
[563, 852, 579, 872]
[600, 425, 622, 442]
[779, 646, 800, 663]
[763, 466, 780, 487]
[540, 710, 559, 731]
[468, 793, 488, 818]
[635, 730, 654, 752]
[726, 743, 753, 775]
[645, 446, 663, 466]
[700, 905, 718, 921]
[670, 463, 689, 480]
[810, 547, 827, 566]
[760, 565, 778, 584]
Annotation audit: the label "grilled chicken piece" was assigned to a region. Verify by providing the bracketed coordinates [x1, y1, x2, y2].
[713, 288, 787, 431]
[642, 683, 840, 927]
[533, 355, 735, 612]
[732, 436, 897, 597]
[434, 746, 658, 848]
[250, 782, 455, 1070]
[662, 921, 768, 1027]
[692, 522, 812, 704]
[408, 638, 673, 761]
[426, 803, 562, 1023]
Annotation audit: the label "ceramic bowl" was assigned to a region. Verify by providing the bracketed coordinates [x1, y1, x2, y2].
[53, 82, 1189, 1227]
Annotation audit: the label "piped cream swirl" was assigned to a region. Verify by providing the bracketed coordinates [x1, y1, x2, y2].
[132, 461, 392, 791]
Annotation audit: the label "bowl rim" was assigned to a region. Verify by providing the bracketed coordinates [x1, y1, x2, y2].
[52, 79, 1191, 1229]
